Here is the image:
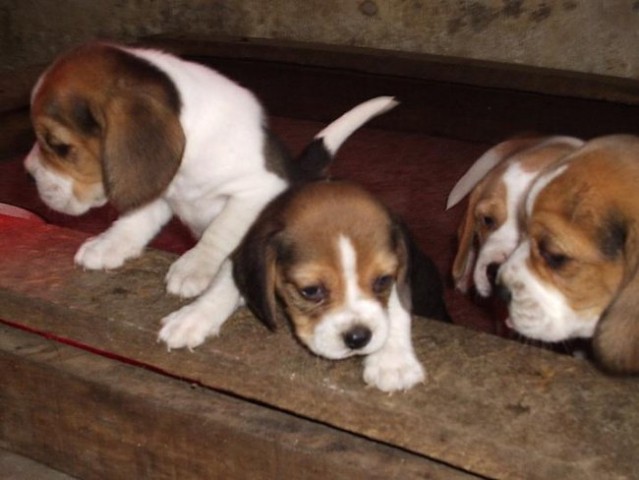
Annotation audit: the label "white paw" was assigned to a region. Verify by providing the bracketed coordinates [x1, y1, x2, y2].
[363, 350, 426, 392]
[165, 249, 219, 298]
[158, 304, 220, 350]
[75, 234, 143, 270]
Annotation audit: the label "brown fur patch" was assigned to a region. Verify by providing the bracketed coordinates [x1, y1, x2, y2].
[31, 43, 184, 212]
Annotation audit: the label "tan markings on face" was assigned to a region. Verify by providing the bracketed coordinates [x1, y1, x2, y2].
[274, 182, 399, 340]
[471, 176, 508, 243]
[526, 152, 631, 318]
[31, 46, 119, 203]
[31, 43, 181, 206]
[34, 119, 103, 202]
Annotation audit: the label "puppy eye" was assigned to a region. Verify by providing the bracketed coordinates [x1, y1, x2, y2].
[299, 285, 327, 302]
[43, 134, 71, 158]
[538, 241, 570, 270]
[372, 274, 394, 294]
[50, 142, 71, 157]
[481, 215, 496, 230]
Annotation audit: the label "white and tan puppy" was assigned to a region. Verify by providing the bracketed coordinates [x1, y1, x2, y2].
[159, 143, 450, 393]
[24, 42, 396, 301]
[498, 134, 639, 373]
[447, 135, 584, 296]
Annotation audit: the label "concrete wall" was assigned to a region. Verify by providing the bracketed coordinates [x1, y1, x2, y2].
[2, 0, 639, 80]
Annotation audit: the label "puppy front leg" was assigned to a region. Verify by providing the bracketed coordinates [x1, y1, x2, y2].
[75, 199, 173, 270]
[166, 181, 284, 297]
[363, 287, 425, 392]
[159, 259, 241, 350]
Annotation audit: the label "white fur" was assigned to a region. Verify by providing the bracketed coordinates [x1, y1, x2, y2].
[316, 97, 398, 155]
[472, 163, 537, 296]
[158, 259, 241, 350]
[499, 240, 598, 341]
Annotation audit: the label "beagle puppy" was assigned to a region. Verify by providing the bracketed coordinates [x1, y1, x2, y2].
[447, 135, 584, 296]
[498, 135, 639, 373]
[159, 144, 449, 393]
[24, 42, 396, 301]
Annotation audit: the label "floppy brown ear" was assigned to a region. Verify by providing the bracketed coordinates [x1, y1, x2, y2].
[451, 191, 479, 293]
[593, 233, 639, 373]
[392, 220, 450, 322]
[101, 92, 185, 211]
[232, 217, 283, 330]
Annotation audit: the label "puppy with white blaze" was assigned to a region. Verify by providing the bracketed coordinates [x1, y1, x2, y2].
[24, 42, 394, 303]
[447, 135, 584, 296]
[159, 111, 450, 393]
[497, 135, 639, 373]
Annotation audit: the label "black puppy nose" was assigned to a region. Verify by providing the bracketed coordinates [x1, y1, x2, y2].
[495, 282, 512, 304]
[25, 171, 36, 184]
[343, 325, 372, 350]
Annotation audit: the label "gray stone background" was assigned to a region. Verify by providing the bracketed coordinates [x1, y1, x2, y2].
[2, 0, 639, 80]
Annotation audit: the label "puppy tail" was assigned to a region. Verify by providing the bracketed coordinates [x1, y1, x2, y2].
[292, 96, 398, 181]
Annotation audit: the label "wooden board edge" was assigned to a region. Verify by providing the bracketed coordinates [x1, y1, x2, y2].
[0, 324, 480, 480]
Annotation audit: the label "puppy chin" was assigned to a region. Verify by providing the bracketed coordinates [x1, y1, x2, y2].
[295, 307, 389, 360]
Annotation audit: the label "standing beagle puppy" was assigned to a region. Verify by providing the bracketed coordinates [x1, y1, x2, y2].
[498, 135, 639, 373]
[24, 42, 396, 302]
[159, 136, 449, 393]
[447, 135, 584, 296]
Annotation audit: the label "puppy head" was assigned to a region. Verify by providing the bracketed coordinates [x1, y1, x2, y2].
[499, 135, 639, 371]
[234, 181, 412, 360]
[449, 136, 583, 296]
[25, 43, 185, 215]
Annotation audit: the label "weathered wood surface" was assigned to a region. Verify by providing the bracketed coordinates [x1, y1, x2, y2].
[0, 448, 76, 480]
[1, 326, 468, 480]
[1, 216, 638, 480]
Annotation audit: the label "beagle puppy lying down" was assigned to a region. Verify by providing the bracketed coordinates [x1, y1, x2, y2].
[447, 135, 584, 296]
[24, 42, 395, 300]
[160, 170, 449, 393]
[498, 135, 639, 373]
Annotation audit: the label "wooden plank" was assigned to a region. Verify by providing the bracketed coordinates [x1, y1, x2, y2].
[0, 216, 637, 479]
[0, 326, 472, 480]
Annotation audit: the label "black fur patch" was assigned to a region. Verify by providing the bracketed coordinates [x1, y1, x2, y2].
[598, 211, 628, 259]
[69, 95, 100, 135]
[290, 138, 332, 182]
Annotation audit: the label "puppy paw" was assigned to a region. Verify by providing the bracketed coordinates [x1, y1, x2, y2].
[165, 249, 219, 298]
[75, 234, 143, 270]
[158, 304, 220, 350]
[363, 350, 426, 392]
